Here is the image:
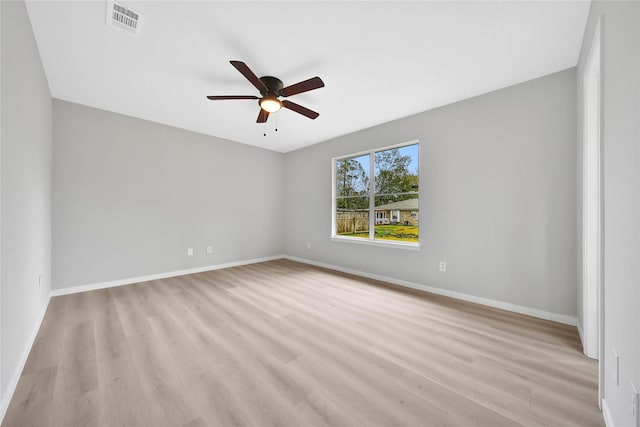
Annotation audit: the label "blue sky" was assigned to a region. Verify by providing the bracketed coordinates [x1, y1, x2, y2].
[352, 143, 419, 177]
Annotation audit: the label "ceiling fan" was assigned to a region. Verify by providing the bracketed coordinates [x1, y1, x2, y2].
[207, 60, 325, 123]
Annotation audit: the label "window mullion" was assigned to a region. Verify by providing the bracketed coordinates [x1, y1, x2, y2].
[369, 151, 375, 240]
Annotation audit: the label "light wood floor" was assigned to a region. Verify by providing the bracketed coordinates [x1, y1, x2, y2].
[3, 259, 603, 427]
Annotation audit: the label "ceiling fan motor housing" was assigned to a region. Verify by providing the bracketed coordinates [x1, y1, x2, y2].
[259, 76, 284, 97]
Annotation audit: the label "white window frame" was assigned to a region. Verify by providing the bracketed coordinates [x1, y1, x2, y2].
[331, 140, 420, 250]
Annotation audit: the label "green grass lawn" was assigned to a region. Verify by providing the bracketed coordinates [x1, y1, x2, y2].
[341, 224, 419, 242]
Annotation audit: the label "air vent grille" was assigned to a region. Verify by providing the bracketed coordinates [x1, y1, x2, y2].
[107, 1, 142, 35]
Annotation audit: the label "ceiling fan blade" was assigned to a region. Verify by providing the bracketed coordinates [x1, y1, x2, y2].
[281, 77, 325, 97]
[206, 95, 259, 100]
[257, 109, 270, 123]
[230, 60, 267, 93]
[282, 100, 319, 119]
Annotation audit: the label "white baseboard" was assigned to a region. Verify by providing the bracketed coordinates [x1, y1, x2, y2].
[45, 254, 580, 327]
[51, 255, 285, 296]
[284, 255, 577, 326]
[577, 318, 585, 346]
[577, 318, 600, 360]
[602, 398, 614, 427]
[0, 294, 51, 424]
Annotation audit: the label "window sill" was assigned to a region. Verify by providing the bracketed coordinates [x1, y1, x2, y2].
[331, 236, 421, 251]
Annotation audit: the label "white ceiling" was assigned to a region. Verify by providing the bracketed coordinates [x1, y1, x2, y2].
[25, 1, 590, 153]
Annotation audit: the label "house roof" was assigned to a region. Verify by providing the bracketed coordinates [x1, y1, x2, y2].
[375, 199, 418, 211]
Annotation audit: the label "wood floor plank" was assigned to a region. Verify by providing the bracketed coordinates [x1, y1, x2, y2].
[396, 369, 525, 427]
[2, 367, 58, 427]
[295, 391, 363, 427]
[2, 259, 604, 427]
[96, 353, 155, 427]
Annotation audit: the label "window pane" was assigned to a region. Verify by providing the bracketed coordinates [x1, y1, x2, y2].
[336, 196, 369, 238]
[374, 194, 418, 242]
[336, 155, 370, 198]
[374, 144, 419, 198]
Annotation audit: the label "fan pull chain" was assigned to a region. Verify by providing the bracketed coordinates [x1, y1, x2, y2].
[262, 113, 280, 136]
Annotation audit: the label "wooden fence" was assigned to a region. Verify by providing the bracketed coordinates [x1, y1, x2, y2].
[336, 210, 369, 234]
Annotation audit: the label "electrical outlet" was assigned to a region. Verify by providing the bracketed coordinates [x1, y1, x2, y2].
[306, 242, 311, 250]
[187, 248, 193, 256]
[439, 261, 447, 272]
[206, 246, 212, 254]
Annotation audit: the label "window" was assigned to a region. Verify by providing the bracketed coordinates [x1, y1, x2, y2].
[333, 141, 419, 247]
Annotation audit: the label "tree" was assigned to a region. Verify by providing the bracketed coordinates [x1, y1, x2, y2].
[336, 158, 369, 210]
[374, 148, 417, 205]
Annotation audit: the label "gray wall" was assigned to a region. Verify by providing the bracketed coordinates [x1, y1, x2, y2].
[1, 0, 52, 402]
[52, 100, 285, 290]
[577, 2, 640, 425]
[285, 69, 577, 318]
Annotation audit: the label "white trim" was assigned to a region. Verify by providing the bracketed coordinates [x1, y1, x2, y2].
[582, 19, 604, 406]
[284, 255, 577, 326]
[602, 398, 614, 427]
[331, 236, 420, 251]
[333, 139, 420, 161]
[0, 294, 51, 424]
[368, 147, 375, 237]
[577, 318, 584, 346]
[596, 15, 605, 410]
[0, 3, 3, 419]
[582, 18, 602, 360]
[51, 255, 284, 296]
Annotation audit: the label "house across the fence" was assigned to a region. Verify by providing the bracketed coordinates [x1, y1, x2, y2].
[374, 199, 419, 226]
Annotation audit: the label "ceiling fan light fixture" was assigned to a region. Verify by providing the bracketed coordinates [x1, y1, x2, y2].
[207, 61, 323, 123]
[259, 97, 282, 113]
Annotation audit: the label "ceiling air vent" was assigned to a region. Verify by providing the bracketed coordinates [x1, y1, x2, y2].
[106, 1, 142, 35]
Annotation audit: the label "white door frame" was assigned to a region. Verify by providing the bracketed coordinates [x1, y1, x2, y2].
[582, 18, 604, 408]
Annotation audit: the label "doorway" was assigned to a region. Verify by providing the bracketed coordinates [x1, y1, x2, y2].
[582, 20, 603, 408]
